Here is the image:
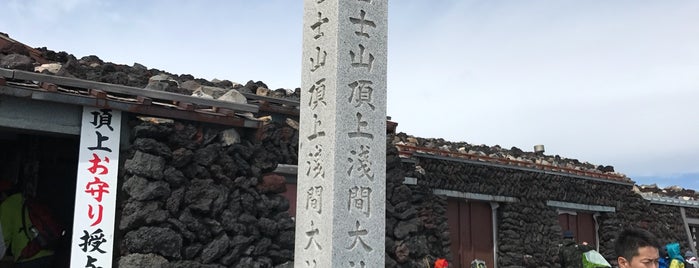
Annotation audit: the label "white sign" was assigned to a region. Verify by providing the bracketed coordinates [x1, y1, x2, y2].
[70, 107, 121, 268]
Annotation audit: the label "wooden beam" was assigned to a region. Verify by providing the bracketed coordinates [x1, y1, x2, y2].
[241, 92, 300, 107]
[0, 68, 14, 79]
[39, 82, 58, 92]
[90, 89, 108, 99]
[0, 84, 260, 128]
[177, 102, 194, 111]
[216, 107, 236, 116]
[8, 68, 259, 113]
[136, 96, 152, 105]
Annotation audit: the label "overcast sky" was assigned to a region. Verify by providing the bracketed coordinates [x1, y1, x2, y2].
[3, 0, 698, 190]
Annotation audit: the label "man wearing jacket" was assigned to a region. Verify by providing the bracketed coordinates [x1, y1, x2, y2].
[0, 180, 54, 268]
[559, 230, 593, 268]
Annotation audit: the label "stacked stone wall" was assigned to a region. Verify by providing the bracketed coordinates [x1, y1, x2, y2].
[385, 138, 451, 267]
[117, 119, 295, 268]
[411, 156, 697, 267]
[115, 119, 698, 268]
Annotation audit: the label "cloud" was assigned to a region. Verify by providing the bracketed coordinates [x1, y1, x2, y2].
[6, 0, 96, 21]
[387, 1, 699, 181]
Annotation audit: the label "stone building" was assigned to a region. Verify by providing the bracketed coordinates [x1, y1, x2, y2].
[1, 35, 698, 268]
[388, 135, 699, 267]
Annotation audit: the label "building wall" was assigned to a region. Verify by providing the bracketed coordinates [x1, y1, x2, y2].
[409, 155, 696, 267]
[115, 119, 697, 268]
[117, 118, 295, 268]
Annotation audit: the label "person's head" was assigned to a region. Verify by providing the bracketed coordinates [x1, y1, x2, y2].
[614, 228, 661, 268]
[563, 230, 574, 240]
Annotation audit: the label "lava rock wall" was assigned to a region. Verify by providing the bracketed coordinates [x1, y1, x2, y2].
[411, 155, 698, 267]
[117, 119, 295, 268]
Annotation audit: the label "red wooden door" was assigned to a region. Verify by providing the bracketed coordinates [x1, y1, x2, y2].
[558, 212, 596, 246]
[447, 199, 494, 268]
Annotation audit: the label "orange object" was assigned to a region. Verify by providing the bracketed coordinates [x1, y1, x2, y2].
[435, 258, 448, 268]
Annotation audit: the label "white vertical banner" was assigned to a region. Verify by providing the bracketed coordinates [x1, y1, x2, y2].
[70, 107, 121, 268]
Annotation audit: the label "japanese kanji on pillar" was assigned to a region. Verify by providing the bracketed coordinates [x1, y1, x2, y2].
[70, 107, 121, 268]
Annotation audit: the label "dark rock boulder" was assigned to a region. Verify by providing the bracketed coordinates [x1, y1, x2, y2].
[184, 179, 227, 215]
[163, 261, 225, 268]
[194, 144, 221, 166]
[118, 253, 168, 268]
[394, 219, 419, 240]
[119, 200, 168, 231]
[1, 53, 33, 71]
[200, 234, 231, 264]
[122, 227, 183, 259]
[124, 151, 166, 179]
[163, 166, 187, 187]
[122, 175, 171, 201]
[133, 138, 173, 159]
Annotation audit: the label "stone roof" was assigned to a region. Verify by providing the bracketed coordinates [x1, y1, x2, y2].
[0, 32, 48, 65]
[392, 132, 630, 181]
[635, 184, 698, 202]
[392, 132, 699, 200]
[0, 33, 301, 116]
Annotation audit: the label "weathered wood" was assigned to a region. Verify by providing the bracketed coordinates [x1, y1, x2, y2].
[241, 92, 300, 107]
[0, 68, 14, 79]
[0, 83, 259, 128]
[39, 82, 58, 92]
[177, 102, 194, 111]
[257, 101, 300, 116]
[90, 89, 107, 99]
[216, 107, 236, 116]
[7, 68, 259, 113]
[136, 96, 152, 105]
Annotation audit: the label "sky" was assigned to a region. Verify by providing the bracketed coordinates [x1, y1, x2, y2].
[3, 0, 698, 190]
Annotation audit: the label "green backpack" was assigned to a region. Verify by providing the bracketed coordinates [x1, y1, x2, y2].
[582, 250, 611, 268]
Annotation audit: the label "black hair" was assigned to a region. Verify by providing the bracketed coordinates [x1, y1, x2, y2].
[614, 228, 661, 262]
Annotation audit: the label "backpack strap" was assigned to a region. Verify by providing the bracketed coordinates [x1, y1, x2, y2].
[21, 198, 31, 241]
[19, 198, 33, 261]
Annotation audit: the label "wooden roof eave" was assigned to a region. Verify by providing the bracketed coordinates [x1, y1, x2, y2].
[2, 68, 259, 113]
[0, 73, 261, 128]
[240, 92, 300, 117]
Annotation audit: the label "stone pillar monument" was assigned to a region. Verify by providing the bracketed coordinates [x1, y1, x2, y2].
[295, 0, 387, 267]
